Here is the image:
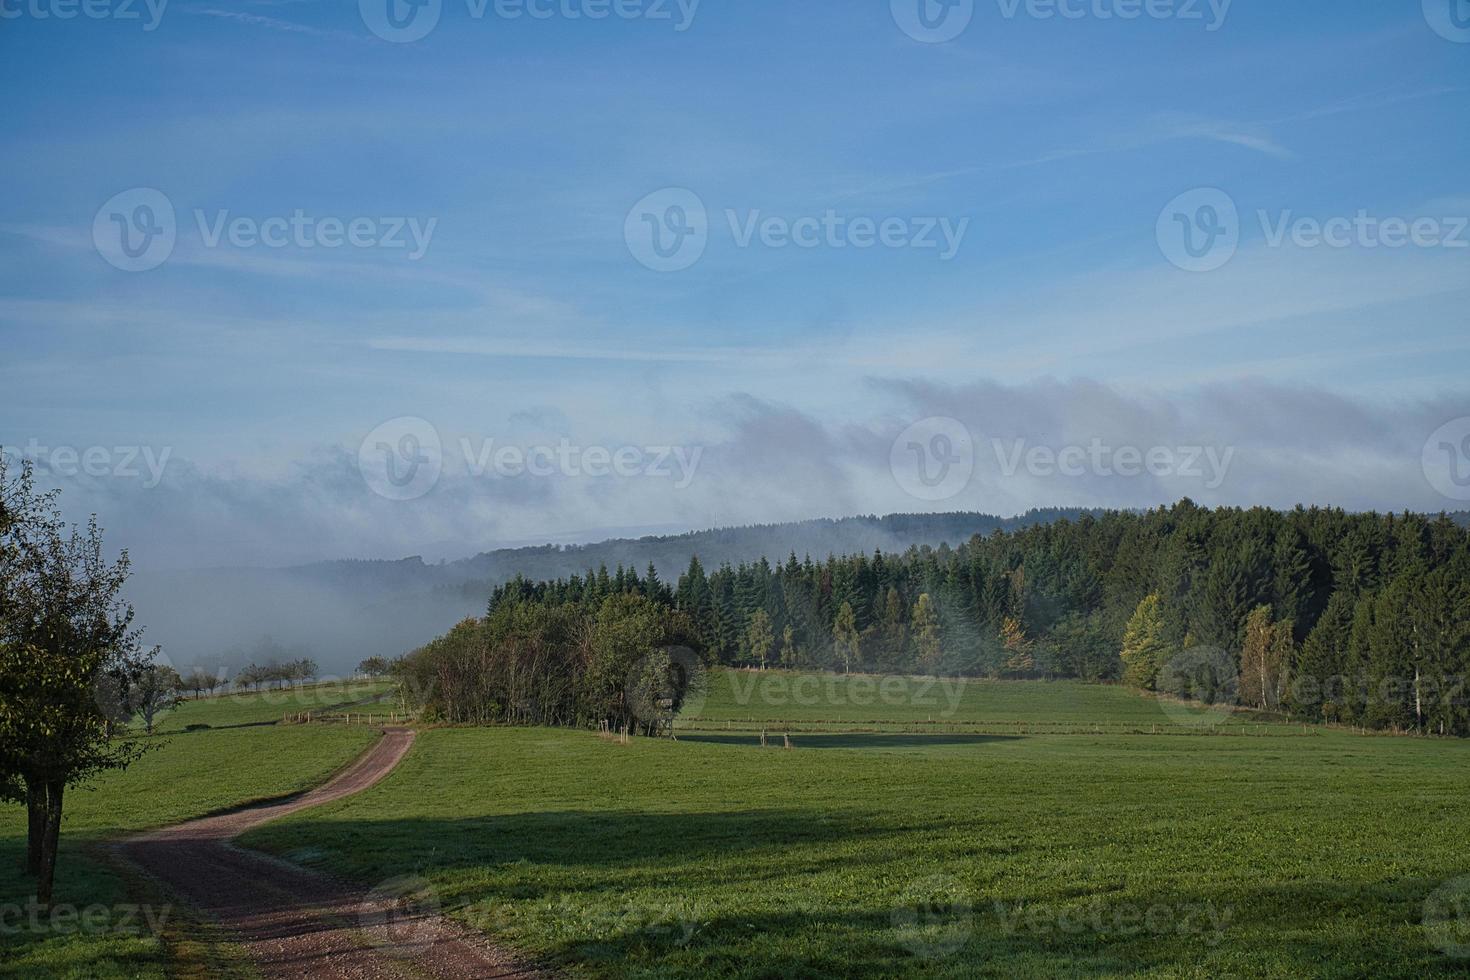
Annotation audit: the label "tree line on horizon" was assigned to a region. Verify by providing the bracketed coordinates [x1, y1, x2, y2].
[404, 499, 1470, 736]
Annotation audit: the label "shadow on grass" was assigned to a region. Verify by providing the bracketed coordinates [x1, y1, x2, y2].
[258, 809, 937, 877]
[676, 733, 1022, 750]
[479, 875, 1470, 979]
[154, 720, 280, 736]
[243, 808, 1470, 979]
[0, 834, 177, 979]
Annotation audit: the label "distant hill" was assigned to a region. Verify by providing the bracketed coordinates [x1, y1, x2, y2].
[129, 510, 1096, 676]
[292, 509, 1098, 596]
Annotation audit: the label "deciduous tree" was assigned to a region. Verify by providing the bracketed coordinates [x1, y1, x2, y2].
[0, 458, 153, 906]
[1120, 594, 1168, 691]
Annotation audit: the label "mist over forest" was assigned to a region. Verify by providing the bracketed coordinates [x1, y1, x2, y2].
[127, 509, 1097, 677]
[127, 507, 1470, 681]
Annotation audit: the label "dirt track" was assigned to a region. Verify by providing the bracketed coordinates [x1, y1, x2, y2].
[117, 728, 547, 979]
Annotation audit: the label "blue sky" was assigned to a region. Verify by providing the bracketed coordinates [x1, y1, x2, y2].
[1, 0, 1468, 567]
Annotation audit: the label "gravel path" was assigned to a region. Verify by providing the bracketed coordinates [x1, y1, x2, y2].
[117, 728, 548, 979]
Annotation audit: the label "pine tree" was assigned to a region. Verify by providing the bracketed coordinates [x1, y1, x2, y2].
[644, 562, 666, 602]
[1191, 537, 1270, 650]
[1292, 591, 1353, 721]
[877, 587, 908, 671]
[1272, 525, 1317, 643]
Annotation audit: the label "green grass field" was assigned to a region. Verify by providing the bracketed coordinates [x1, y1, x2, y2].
[155, 679, 395, 732]
[7, 671, 1470, 978]
[238, 670, 1470, 979]
[0, 690, 381, 980]
[681, 668, 1292, 732]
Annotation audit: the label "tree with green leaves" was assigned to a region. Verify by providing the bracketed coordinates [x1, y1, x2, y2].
[780, 623, 798, 668]
[1120, 594, 1169, 691]
[0, 457, 154, 906]
[912, 593, 942, 674]
[832, 602, 860, 674]
[357, 656, 392, 678]
[130, 663, 183, 735]
[745, 609, 774, 670]
[1290, 591, 1353, 721]
[466, 499, 1470, 734]
[1239, 605, 1292, 711]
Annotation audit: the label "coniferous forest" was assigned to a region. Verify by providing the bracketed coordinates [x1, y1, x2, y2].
[402, 500, 1470, 737]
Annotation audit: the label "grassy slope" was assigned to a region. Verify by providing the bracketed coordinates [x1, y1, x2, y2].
[683, 668, 1295, 733]
[156, 679, 394, 732]
[242, 676, 1470, 979]
[0, 694, 380, 980]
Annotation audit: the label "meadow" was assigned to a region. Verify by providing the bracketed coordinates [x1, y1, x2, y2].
[679, 668, 1298, 732]
[0, 684, 384, 979]
[156, 678, 395, 732]
[5, 672, 1468, 977]
[240, 670, 1470, 979]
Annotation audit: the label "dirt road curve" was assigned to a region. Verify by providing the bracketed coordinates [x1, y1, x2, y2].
[117, 728, 547, 980]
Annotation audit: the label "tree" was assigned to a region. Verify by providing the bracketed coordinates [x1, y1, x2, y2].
[0, 458, 153, 906]
[1045, 612, 1116, 682]
[396, 499, 1470, 735]
[876, 586, 908, 670]
[1290, 591, 1353, 721]
[832, 602, 860, 674]
[1000, 616, 1035, 675]
[780, 623, 798, 668]
[177, 669, 213, 698]
[1120, 594, 1168, 691]
[291, 657, 319, 684]
[745, 609, 774, 670]
[1191, 537, 1270, 650]
[357, 656, 392, 678]
[1239, 605, 1290, 711]
[130, 664, 182, 735]
[912, 593, 942, 674]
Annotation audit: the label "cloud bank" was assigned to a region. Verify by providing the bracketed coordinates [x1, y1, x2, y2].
[12, 377, 1467, 571]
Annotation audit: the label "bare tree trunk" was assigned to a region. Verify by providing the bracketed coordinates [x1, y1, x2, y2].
[1414, 665, 1423, 731]
[25, 780, 44, 876]
[35, 780, 64, 908]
